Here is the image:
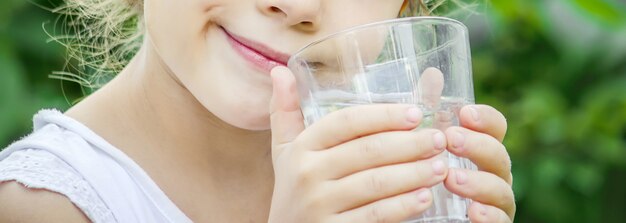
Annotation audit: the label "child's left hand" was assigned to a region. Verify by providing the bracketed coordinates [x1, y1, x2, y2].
[444, 105, 516, 222]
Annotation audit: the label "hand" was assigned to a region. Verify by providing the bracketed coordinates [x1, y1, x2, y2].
[268, 66, 448, 223]
[443, 105, 516, 222]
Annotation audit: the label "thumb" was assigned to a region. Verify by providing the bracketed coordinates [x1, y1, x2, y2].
[269, 66, 305, 152]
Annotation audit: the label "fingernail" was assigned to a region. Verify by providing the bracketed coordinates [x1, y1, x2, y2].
[432, 160, 446, 175]
[455, 169, 468, 185]
[417, 189, 431, 203]
[433, 131, 446, 151]
[452, 130, 465, 150]
[406, 107, 422, 123]
[469, 106, 480, 122]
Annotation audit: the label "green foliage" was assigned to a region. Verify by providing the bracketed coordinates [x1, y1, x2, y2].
[471, 0, 626, 222]
[0, 0, 81, 145]
[0, 0, 624, 222]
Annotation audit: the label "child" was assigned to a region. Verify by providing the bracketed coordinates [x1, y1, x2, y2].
[0, 0, 515, 222]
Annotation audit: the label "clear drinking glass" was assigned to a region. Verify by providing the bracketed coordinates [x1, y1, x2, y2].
[288, 17, 476, 223]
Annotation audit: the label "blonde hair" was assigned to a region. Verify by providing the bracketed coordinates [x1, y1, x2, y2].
[50, 0, 143, 90]
[400, 0, 431, 17]
[401, 0, 482, 18]
[52, 0, 469, 91]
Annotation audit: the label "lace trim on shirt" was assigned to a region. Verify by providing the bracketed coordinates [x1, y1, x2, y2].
[0, 148, 117, 223]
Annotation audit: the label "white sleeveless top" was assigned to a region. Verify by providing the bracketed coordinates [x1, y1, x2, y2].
[0, 109, 193, 223]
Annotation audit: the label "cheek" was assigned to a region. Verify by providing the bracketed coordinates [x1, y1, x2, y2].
[189, 27, 275, 130]
[144, 0, 221, 80]
[143, 0, 275, 130]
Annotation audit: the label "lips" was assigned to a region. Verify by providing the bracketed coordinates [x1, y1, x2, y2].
[221, 26, 290, 73]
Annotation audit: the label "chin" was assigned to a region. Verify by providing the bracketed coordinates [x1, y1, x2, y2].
[223, 113, 271, 131]
[201, 95, 270, 131]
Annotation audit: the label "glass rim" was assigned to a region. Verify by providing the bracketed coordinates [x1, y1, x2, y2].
[288, 16, 468, 65]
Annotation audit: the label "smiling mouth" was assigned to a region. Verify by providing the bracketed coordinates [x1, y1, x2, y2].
[220, 26, 290, 73]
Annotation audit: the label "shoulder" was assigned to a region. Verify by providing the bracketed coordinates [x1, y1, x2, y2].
[0, 180, 91, 223]
[0, 149, 115, 223]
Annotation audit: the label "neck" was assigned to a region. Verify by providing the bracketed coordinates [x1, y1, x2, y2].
[66, 38, 274, 186]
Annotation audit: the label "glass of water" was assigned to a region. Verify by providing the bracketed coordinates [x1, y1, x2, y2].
[288, 17, 476, 223]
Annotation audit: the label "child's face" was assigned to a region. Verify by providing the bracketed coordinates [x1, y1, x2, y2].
[144, 0, 405, 130]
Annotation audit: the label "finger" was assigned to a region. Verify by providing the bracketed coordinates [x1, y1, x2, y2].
[270, 66, 305, 154]
[329, 158, 447, 211]
[330, 188, 433, 223]
[445, 127, 512, 184]
[458, 105, 507, 142]
[468, 202, 513, 223]
[418, 67, 444, 109]
[318, 129, 446, 179]
[299, 104, 422, 150]
[444, 169, 515, 219]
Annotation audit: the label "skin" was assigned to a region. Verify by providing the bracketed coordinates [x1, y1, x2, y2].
[0, 0, 515, 222]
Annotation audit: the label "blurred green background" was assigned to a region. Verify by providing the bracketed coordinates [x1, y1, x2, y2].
[1, 0, 625, 222]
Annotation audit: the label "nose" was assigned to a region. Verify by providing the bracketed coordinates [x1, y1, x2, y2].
[258, 0, 321, 31]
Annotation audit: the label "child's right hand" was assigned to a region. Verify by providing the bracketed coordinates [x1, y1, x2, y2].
[268, 67, 448, 223]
